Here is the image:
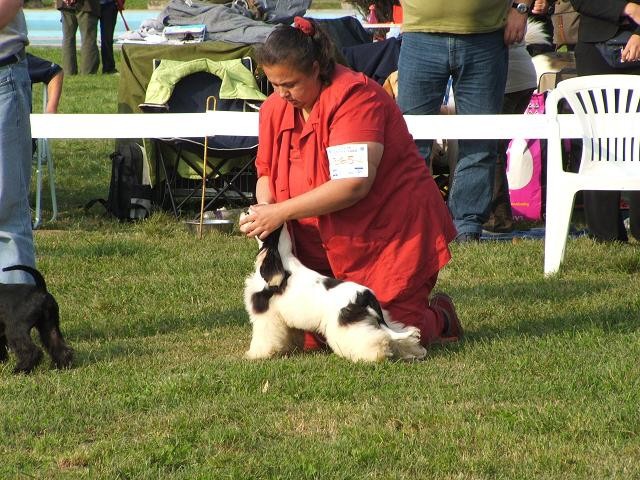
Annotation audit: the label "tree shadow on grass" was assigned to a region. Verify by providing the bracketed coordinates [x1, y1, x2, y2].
[69, 307, 249, 343]
[67, 308, 250, 367]
[62, 274, 639, 366]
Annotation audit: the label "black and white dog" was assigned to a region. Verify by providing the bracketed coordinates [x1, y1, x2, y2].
[0, 265, 73, 374]
[243, 218, 426, 362]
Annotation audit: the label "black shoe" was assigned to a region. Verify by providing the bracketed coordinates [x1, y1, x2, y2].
[454, 232, 480, 243]
[482, 214, 514, 233]
[429, 293, 463, 343]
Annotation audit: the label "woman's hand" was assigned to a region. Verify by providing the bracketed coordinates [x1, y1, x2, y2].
[624, 3, 640, 24]
[239, 203, 286, 239]
[531, 0, 549, 15]
[622, 33, 640, 63]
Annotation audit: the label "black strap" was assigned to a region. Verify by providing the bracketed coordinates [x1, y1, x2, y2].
[0, 54, 20, 68]
[84, 198, 108, 211]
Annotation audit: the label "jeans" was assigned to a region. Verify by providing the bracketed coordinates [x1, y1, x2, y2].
[0, 59, 36, 284]
[484, 87, 535, 233]
[398, 31, 508, 235]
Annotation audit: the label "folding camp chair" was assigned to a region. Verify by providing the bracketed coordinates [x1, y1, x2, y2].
[32, 87, 58, 229]
[139, 57, 266, 218]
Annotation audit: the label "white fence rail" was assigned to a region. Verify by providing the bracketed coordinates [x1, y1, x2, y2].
[29, 111, 593, 141]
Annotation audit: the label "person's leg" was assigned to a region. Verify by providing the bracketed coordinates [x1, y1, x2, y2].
[0, 60, 36, 284]
[574, 41, 632, 242]
[448, 31, 508, 237]
[60, 10, 78, 75]
[77, 10, 100, 74]
[99, 1, 118, 73]
[484, 88, 535, 232]
[628, 191, 640, 241]
[397, 32, 452, 166]
[382, 274, 460, 347]
[582, 190, 626, 241]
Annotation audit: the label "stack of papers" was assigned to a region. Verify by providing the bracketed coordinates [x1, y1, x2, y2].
[163, 24, 207, 44]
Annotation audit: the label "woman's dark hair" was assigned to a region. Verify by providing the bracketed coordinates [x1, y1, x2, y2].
[255, 19, 337, 85]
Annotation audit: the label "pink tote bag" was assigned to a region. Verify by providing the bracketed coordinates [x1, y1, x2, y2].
[506, 91, 546, 221]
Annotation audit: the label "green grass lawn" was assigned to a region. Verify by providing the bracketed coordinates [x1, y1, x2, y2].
[4, 47, 640, 479]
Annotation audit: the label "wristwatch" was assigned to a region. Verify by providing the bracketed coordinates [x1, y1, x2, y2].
[511, 2, 529, 14]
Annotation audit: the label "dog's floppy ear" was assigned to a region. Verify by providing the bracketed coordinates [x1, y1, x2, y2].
[259, 225, 286, 288]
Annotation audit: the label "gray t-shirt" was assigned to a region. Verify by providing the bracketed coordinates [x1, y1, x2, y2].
[0, 10, 29, 59]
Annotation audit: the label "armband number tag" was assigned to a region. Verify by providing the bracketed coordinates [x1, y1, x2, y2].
[327, 144, 368, 180]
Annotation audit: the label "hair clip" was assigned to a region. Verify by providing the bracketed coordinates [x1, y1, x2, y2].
[293, 16, 315, 36]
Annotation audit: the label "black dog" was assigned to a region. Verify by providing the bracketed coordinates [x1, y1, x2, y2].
[0, 265, 73, 374]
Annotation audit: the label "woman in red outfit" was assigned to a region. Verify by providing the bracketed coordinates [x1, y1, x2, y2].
[239, 17, 462, 348]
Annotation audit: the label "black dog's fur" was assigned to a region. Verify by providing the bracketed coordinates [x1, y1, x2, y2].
[0, 265, 73, 374]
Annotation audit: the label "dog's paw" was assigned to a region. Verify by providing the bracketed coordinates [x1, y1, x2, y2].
[244, 349, 274, 360]
[53, 346, 74, 369]
[406, 326, 421, 338]
[13, 348, 43, 374]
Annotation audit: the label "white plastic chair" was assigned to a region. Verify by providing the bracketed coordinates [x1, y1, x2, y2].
[544, 74, 640, 276]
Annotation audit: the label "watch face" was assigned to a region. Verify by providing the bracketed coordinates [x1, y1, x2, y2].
[516, 3, 528, 13]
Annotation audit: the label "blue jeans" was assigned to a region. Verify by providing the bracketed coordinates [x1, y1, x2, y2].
[0, 58, 36, 284]
[398, 31, 508, 235]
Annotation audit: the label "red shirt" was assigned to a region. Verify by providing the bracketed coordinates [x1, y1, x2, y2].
[256, 65, 456, 306]
[288, 109, 328, 272]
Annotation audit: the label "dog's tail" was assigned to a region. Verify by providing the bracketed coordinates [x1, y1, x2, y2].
[259, 225, 287, 288]
[387, 326, 427, 361]
[2, 265, 47, 290]
[381, 318, 427, 361]
[525, 19, 552, 47]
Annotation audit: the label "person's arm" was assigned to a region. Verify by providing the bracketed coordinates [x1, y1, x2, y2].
[504, 2, 535, 45]
[571, 0, 640, 60]
[531, 0, 549, 15]
[622, 32, 640, 62]
[0, 0, 22, 30]
[570, 0, 632, 23]
[255, 175, 274, 205]
[623, 2, 640, 23]
[240, 142, 384, 239]
[44, 70, 63, 113]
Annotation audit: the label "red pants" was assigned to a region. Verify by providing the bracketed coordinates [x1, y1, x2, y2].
[383, 273, 445, 345]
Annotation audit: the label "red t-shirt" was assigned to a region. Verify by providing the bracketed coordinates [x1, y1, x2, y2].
[288, 109, 330, 273]
[256, 65, 456, 308]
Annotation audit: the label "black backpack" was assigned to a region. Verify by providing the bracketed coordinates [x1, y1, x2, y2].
[86, 142, 152, 220]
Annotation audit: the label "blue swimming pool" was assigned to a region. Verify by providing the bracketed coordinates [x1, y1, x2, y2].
[25, 9, 153, 46]
[24, 8, 358, 46]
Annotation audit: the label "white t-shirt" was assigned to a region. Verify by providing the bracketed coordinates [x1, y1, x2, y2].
[506, 41, 538, 94]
